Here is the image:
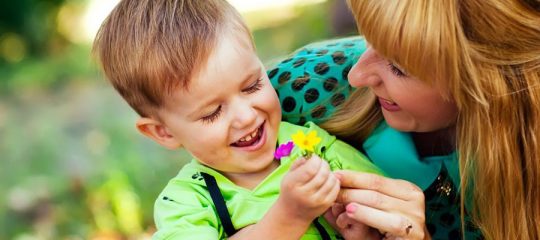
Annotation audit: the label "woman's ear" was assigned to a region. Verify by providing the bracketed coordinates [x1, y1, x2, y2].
[136, 117, 182, 149]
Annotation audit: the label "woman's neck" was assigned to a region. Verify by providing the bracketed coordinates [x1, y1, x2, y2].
[412, 126, 456, 158]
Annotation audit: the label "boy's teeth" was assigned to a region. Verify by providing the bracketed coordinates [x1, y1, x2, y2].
[239, 128, 258, 142]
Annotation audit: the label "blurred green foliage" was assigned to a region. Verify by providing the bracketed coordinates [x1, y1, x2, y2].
[0, 0, 92, 95]
[0, 0, 65, 57]
[0, 0, 356, 239]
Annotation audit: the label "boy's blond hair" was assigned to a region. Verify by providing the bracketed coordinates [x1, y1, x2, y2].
[93, 0, 252, 117]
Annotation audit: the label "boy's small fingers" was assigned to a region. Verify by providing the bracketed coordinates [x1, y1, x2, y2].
[290, 157, 307, 171]
[296, 156, 323, 182]
[311, 171, 336, 199]
[324, 175, 340, 200]
[311, 160, 332, 187]
[329, 177, 341, 200]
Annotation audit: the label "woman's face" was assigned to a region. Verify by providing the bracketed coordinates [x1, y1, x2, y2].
[348, 47, 458, 132]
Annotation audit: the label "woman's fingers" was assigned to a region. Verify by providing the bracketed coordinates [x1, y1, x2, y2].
[332, 171, 427, 239]
[337, 189, 403, 211]
[344, 203, 425, 239]
[334, 170, 423, 201]
[336, 210, 355, 229]
[335, 213, 381, 240]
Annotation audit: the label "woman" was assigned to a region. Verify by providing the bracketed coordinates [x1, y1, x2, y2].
[269, 0, 540, 239]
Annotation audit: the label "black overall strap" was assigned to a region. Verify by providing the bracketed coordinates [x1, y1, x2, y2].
[313, 218, 331, 240]
[200, 172, 237, 237]
[201, 172, 329, 239]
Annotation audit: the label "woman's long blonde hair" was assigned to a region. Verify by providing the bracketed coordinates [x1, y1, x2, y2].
[324, 0, 540, 239]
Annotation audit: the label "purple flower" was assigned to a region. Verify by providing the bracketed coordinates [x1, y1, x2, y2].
[274, 141, 294, 160]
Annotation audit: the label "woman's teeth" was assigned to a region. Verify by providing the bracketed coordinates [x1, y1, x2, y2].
[384, 99, 396, 105]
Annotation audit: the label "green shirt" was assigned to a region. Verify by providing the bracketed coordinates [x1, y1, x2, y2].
[269, 37, 483, 240]
[153, 121, 384, 240]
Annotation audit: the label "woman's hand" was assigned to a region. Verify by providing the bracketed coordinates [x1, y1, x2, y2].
[334, 170, 430, 240]
[324, 203, 381, 240]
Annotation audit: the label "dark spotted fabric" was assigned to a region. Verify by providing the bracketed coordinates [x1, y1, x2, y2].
[270, 37, 361, 125]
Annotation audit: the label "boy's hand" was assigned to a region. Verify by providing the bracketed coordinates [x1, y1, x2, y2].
[230, 156, 340, 240]
[277, 155, 340, 222]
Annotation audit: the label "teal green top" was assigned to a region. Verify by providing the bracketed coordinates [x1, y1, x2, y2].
[269, 37, 483, 239]
[153, 121, 384, 240]
[364, 121, 460, 191]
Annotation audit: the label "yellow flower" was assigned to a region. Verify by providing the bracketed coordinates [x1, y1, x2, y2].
[291, 130, 321, 153]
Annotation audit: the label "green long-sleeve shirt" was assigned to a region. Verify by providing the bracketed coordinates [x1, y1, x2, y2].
[153, 121, 384, 239]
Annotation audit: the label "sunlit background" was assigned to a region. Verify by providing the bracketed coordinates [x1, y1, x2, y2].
[0, 0, 356, 239]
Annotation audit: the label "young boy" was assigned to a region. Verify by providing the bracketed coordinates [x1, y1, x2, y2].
[93, 0, 383, 239]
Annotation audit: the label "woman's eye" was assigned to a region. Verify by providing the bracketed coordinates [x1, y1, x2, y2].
[243, 79, 263, 94]
[388, 62, 408, 77]
[201, 105, 222, 124]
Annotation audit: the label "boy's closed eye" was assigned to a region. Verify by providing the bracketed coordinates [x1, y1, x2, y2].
[200, 78, 264, 124]
[242, 78, 263, 94]
[201, 105, 222, 124]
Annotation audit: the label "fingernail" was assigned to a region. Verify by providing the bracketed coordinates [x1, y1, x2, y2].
[346, 203, 357, 213]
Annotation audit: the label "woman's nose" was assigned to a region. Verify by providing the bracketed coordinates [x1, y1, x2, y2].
[347, 47, 382, 88]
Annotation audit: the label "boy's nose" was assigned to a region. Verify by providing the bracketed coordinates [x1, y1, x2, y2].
[231, 98, 257, 129]
[348, 47, 382, 88]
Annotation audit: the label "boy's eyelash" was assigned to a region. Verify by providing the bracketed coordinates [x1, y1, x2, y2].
[243, 78, 263, 93]
[388, 63, 407, 77]
[201, 105, 222, 124]
[200, 78, 262, 124]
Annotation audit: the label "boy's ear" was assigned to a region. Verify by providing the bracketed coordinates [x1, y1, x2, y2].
[136, 117, 182, 149]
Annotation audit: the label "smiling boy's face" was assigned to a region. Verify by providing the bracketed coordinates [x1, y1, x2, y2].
[148, 32, 282, 184]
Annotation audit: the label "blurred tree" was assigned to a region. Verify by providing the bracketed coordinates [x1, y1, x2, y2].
[0, 0, 98, 94]
[0, 0, 67, 63]
[329, 0, 357, 36]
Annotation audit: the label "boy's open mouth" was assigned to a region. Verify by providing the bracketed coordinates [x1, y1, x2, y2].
[231, 123, 264, 147]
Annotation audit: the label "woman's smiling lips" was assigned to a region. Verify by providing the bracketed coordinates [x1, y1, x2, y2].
[378, 97, 401, 112]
